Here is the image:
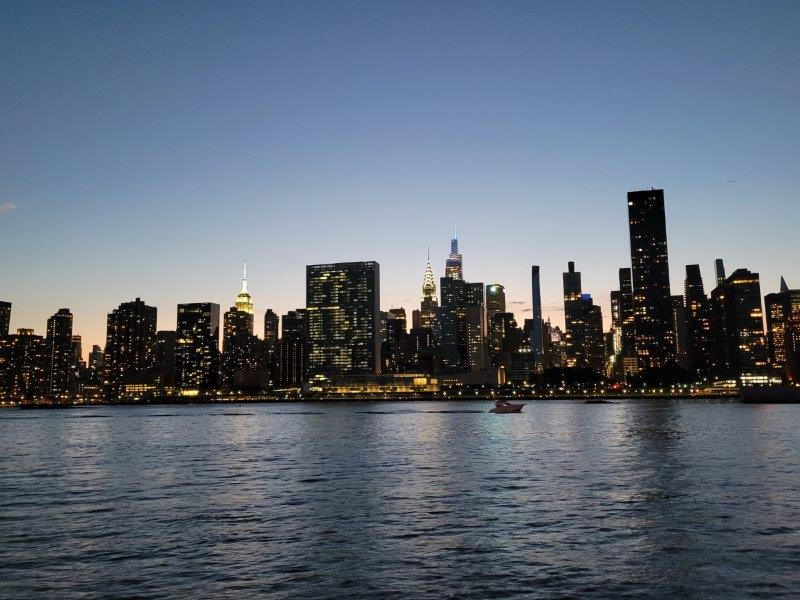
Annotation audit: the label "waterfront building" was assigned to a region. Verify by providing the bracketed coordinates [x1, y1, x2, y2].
[176, 303, 220, 391]
[264, 309, 279, 354]
[627, 189, 674, 369]
[486, 284, 506, 362]
[0, 329, 47, 401]
[764, 277, 800, 382]
[88, 344, 104, 378]
[45, 308, 74, 399]
[710, 268, 768, 385]
[617, 267, 636, 370]
[0, 301, 10, 338]
[103, 298, 157, 399]
[306, 261, 380, 379]
[279, 309, 307, 386]
[154, 331, 176, 389]
[684, 264, 711, 374]
[562, 262, 604, 372]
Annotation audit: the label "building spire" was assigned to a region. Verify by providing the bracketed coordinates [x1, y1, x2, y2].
[241, 261, 248, 294]
[235, 261, 254, 314]
[780, 276, 789, 293]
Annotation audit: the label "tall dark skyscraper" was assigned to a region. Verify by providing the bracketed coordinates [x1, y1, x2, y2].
[562, 261, 582, 367]
[530, 266, 543, 371]
[279, 309, 307, 386]
[627, 189, 674, 370]
[562, 262, 605, 373]
[445, 226, 463, 280]
[0, 301, 10, 338]
[684, 264, 711, 373]
[671, 295, 688, 368]
[715, 259, 726, 288]
[45, 308, 74, 399]
[306, 261, 380, 379]
[176, 303, 220, 390]
[710, 269, 768, 384]
[486, 284, 506, 362]
[154, 330, 176, 388]
[264, 309, 279, 354]
[104, 298, 157, 399]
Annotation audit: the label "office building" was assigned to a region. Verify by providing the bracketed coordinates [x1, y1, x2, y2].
[279, 309, 307, 386]
[306, 262, 380, 379]
[0, 301, 10, 338]
[445, 226, 463, 280]
[530, 266, 543, 371]
[764, 277, 800, 382]
[684, 264, 711, 374]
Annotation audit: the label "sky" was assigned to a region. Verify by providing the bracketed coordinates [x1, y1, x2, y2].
[1, 0, 799, 358]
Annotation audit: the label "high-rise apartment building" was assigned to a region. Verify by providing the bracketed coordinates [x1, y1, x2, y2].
[627, 189, 674, 369]
[45, 308, 74, 399]
[176, 303, 220, 390]
[104, 298, 157, 399]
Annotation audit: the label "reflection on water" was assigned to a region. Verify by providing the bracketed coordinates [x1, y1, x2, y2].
[1, 400, 799, 598]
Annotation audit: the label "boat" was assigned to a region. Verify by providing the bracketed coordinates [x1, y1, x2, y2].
[740, 386, 800, 404]
[489, 400, 525, 413]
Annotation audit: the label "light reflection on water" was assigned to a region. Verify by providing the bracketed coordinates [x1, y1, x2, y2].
[1, 399, 799, 598]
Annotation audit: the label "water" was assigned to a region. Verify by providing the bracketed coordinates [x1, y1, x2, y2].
[1, 399, 799, 599]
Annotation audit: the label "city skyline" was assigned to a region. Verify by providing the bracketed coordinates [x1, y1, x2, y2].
[2, 2, 799, 358]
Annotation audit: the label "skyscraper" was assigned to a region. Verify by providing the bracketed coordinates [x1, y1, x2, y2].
[0, 329, 46, 401]
[154, 330, 176, 388]
[715, 259, 726, 288]
[104, 298, 157, 399]
[235, 262, 254, 315]
[710, 269, 768, 384]
[671, 295, 688, 368]
[440, 277, 485, 372]
[176, 303, 220, 390]
[279, 309, 307, 386]
[419, 250, 438, 330]
[764, 277, 800, 382]
[306, 261, 380, 379]
[530, 266, 543, 371]
[562, 261, 582, 367]
[627, 189, 674, 370]
[0, 301, 10, 338]
[264, 309, 279, 354]
[562, 262, 605, 373]
[445, 226, 463, 280]
[684, 264, 711, 374]
[486, 284, 506, 362]
[45, 308, 74, 399]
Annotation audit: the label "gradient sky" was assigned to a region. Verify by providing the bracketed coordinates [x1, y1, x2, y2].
[1, 1, 799, 358]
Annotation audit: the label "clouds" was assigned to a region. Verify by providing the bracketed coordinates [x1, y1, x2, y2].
[0, 201, 15, 215]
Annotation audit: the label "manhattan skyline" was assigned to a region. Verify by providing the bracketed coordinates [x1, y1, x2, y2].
[2, 1, 799, 357]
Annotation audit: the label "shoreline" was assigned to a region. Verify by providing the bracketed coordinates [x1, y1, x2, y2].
[6, 392, 747, 409]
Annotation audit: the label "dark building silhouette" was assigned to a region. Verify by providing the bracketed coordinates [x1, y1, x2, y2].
[306, 262, 380, 379]
[0, 329, 47, 401]
[104, 298, 157, 399]
[710, 269, 768, 384]
[176, 303, 220, 390]
[530, 266, 543, 371]
[264, 309, 279, 354]
[562, 262, 605, 373]
[671, 295, 688, 368]
[627, 189, 674, 370]
[279, 309, 307, 386]
[486, 284, 506, 364]
[715, 258, 726, 287]
[88, 344, 104, 377]
[764, 277, 800, 382]
[45, 308, 74, 399]
[0, 301, 10, 338]
[382, 308, 409, 373]
[154, 331, 176, 388]
[222, 305, 260, 387]
[684, 264, 711, 374]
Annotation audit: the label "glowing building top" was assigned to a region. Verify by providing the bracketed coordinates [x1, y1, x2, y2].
[445, 225, 463, 280]
[422, 247, 438, 302]
[235, 261, 254, 314]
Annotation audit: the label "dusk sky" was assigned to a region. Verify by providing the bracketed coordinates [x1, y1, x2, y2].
[1, 1, 798, 357]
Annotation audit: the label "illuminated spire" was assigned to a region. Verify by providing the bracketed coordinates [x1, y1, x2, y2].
[445, 225, 463, 280]
[422, 249, 437, 302]
[235, 261, 254, 314]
